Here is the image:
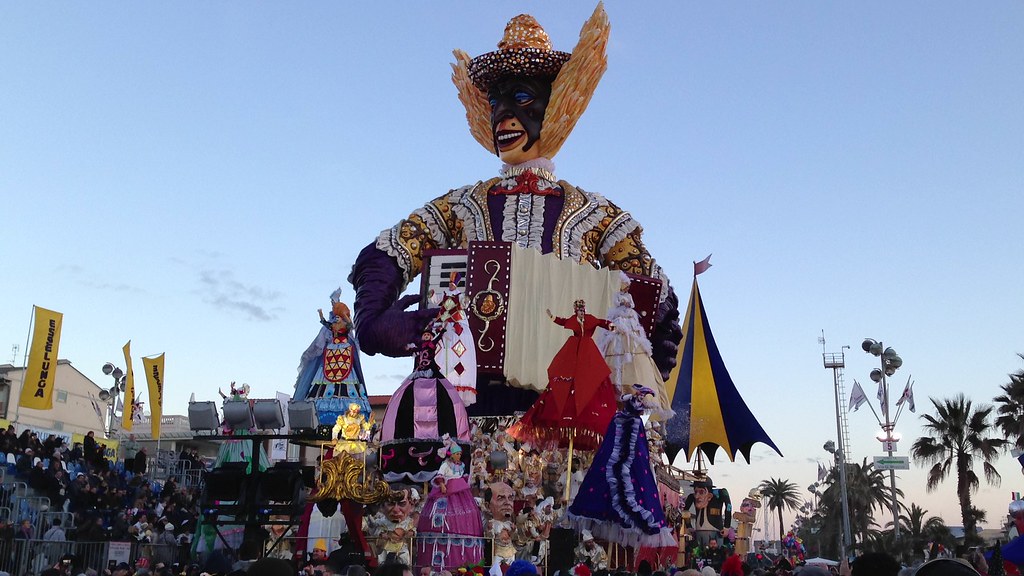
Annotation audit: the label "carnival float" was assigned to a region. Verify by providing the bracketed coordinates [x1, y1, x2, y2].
[193, 5, 782, 574]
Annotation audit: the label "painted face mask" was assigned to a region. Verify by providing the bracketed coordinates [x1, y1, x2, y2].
[488, 76, 552, 161]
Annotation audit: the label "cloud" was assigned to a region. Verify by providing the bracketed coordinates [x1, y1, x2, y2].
[198, 269, 283, 321]
[54, 264, 144, 294]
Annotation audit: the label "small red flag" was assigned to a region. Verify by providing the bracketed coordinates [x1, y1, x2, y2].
[694, 254, 713, 276]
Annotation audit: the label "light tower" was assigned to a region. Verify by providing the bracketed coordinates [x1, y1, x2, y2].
[820, 332, 853, 560]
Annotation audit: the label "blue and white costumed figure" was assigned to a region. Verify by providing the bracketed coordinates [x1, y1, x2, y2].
[566, 385, 676, 552]
[294, 288, 371, 424]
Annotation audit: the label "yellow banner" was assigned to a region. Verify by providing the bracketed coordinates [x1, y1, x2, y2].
[18, 306, 63, 411]
[121, 341, 135, 431]
[143, 353, 165, 439]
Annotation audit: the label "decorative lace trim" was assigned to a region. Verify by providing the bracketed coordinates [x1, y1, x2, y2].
[559, 186, 607, 265]
[499, 195, 548, 250]
[500, 157, 557, 182]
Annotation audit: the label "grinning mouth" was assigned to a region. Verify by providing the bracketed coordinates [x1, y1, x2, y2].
[495, 130, 525, 150]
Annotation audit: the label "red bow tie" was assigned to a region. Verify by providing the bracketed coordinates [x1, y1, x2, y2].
[489, 170, 562, 197]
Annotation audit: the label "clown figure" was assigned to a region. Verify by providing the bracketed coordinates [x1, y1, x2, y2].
[348, 6, 683, 418]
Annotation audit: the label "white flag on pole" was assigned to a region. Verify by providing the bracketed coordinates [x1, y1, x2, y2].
[849, 380, 868, 412]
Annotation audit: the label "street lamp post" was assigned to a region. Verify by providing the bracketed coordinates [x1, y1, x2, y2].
[100, 362, 125, 438]
[862, 338, 904, 541]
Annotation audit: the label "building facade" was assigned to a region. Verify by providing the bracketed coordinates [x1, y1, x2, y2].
[0, 360, 109, 437]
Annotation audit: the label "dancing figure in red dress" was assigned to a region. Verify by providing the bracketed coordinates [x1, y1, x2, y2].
[509, 299, 618, 451]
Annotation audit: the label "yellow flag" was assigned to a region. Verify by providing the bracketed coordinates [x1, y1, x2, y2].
[143, 353, 165, 439]
[121, 341, 135, 431]
[18, 306, 64, 410]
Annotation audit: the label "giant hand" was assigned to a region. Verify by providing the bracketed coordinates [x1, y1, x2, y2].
[651, 286, 682, 381]
[348, 243, 440, 357]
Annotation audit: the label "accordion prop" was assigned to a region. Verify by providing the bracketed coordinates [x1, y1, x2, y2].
[420, 241, 662, 393]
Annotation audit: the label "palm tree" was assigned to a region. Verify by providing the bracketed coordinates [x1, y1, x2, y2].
[891, 504, 948, 561]
[993, 354, 1024, 452]
[911, 394, 1007, 545]
[759, 477, 802, 543]
[817, 458, 899, 548]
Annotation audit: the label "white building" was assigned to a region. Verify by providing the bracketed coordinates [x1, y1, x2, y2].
[0, 359, 109, 436]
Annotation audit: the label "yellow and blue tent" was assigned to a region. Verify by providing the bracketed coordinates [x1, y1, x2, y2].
[664, 266, 781, 465]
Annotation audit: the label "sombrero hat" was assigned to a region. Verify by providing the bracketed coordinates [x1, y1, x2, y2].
[468, 14, 570, 92]
[453, 4, 610, 159]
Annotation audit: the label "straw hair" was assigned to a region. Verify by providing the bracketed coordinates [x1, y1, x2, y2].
[539, 3, 610, 159]
[452, 3, 611, 159]
[452, 49, 494, 153]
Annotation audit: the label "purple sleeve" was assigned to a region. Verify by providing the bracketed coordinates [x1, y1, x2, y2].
[347, 243, 439, 357]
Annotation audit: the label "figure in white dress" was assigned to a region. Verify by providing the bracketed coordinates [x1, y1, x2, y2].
[430, 272, 477, 406]
[597, 272, 673, 420]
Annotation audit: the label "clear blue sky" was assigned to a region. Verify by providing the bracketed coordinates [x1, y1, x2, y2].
[3, 2, 1023, 533]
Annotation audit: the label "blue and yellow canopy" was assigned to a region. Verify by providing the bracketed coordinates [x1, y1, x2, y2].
[664, 277, 781, 465]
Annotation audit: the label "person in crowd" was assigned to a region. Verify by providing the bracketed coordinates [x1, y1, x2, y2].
[372, 564, 413, 576]
[16, 449, 34, 475]
[914, 558, 983, 575]
[151, 523, 177, 568]
[83, 432, 99, 466]
[133, 448, 148, 475]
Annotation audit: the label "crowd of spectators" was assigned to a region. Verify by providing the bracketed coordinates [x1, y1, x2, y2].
[0, 425, 206, 576]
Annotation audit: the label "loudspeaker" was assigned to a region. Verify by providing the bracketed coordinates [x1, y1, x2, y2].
[549, 527, 578, 575]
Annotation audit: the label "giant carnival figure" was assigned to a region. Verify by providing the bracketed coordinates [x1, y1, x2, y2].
[347, 5, 683, 416]
[682, 477, 732, 547]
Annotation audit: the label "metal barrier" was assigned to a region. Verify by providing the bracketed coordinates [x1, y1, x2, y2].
[41, 511, 76, 534]
[14, 496, 51, 539]
[0, 482, 28, 510]
[7, 540, 194, 576]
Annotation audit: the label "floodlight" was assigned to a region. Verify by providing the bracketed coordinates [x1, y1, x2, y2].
[102, 363, 115, 376]
[188, 401, 221, 431]
[287, 399, 320, 431]
[252, 399, 285, 430]
[223, 400, 255, 430]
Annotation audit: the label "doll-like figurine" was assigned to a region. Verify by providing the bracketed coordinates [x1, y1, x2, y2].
[490, 520, 518, 571]
[429, 271, 477, 406]
[574, 530, 608, 571]
[732, 489, 761, 556]
[332, 402, 373, 454]
[377, 525, 411, 565]
[509, 299, 618, 450]
[294, 289, 372, 422]
[597, 272, 673, 419]
[415, 440, 484, 568]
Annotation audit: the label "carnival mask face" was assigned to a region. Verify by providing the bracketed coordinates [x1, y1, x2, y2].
[384, 494, 415, 523]
[488, 482, 515, 520]
[488, 76, 551, 164]
[694, 486, 712, 509]
[740, 498, 757, 515]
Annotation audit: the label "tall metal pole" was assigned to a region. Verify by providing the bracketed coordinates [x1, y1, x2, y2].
[880, 351, 901, 541]
[830, 365, 853, 559]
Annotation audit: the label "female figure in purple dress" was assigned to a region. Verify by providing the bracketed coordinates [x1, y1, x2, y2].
[415, 440, 484, 571]
[566, 385, 676, 554]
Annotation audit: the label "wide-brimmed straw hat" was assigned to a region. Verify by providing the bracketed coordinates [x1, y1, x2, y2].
[452, 4, 610, 160]
[468, 14, 570, 92]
